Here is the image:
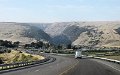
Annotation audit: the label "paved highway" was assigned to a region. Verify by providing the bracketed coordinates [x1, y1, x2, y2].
[63, 58, 120, 75]
[1, 55, 120, 75]
[0, 55, 77, 75]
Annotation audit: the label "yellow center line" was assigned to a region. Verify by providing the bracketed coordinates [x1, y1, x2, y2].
[58, 60, 79, 75]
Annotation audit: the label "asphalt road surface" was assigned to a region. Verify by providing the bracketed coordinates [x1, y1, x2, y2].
[0, 55, 77, 75]
[1, 55, 120, 75]
[63, 58, 120, 75]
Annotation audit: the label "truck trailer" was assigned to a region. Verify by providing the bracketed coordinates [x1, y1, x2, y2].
[75, 50, 82, 58]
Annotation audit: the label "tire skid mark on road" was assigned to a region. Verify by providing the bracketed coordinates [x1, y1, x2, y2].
[35, 69, 40, 72]
[58, 60, 79, 75]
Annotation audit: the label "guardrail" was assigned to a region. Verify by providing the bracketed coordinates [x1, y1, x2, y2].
[93, 57, 120, 64]
[0, 56, 50, 71]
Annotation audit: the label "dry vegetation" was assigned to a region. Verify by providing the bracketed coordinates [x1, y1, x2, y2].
[0, 50, 44, 64]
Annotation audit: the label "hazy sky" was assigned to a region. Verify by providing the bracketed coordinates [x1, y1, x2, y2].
[0, 0, 120, 22]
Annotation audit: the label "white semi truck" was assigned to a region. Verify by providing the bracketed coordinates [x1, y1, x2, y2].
[75, 50, 82, 58]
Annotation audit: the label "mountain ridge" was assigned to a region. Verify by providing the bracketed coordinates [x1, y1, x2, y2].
[0, 22, 51, 44]
[0, 21, 120, 47]
[45, 21, 120, 47]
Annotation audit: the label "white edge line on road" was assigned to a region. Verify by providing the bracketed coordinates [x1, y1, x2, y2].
[94, 57, 120, 72]
[101, 62, 120, 72]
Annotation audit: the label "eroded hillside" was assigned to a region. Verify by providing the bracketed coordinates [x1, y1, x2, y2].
[0, 22, 120, 47]
[0, 22, 51, 44]
[45, 21, 120, 47]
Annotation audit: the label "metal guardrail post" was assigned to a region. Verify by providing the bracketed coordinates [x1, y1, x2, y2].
[0, 56, 51, 71]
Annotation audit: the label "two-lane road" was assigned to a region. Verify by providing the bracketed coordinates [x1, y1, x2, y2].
[63, 58, 120, 75]
[0, 55, 77, 75]
[1, 55, 120, 75]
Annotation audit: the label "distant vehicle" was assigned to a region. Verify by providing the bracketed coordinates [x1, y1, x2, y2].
[75, 50, 82, 58]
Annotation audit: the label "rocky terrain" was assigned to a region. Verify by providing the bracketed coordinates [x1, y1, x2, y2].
[45, 21, 120, 47]
[0, 22, 51, 44]
[0, 21, 120, 47]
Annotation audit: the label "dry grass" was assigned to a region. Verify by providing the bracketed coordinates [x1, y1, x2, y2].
[0, 50, 44, 64]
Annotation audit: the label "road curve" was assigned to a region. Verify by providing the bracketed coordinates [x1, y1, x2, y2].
[0, 55, 77, 75]
[1, 55, 120, 75]
[63, 58, 120, 75]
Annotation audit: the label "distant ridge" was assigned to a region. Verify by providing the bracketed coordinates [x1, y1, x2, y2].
[0, 21, 120, 47]
[45, 21, 120, 47]
[0, 22, 51, 44]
